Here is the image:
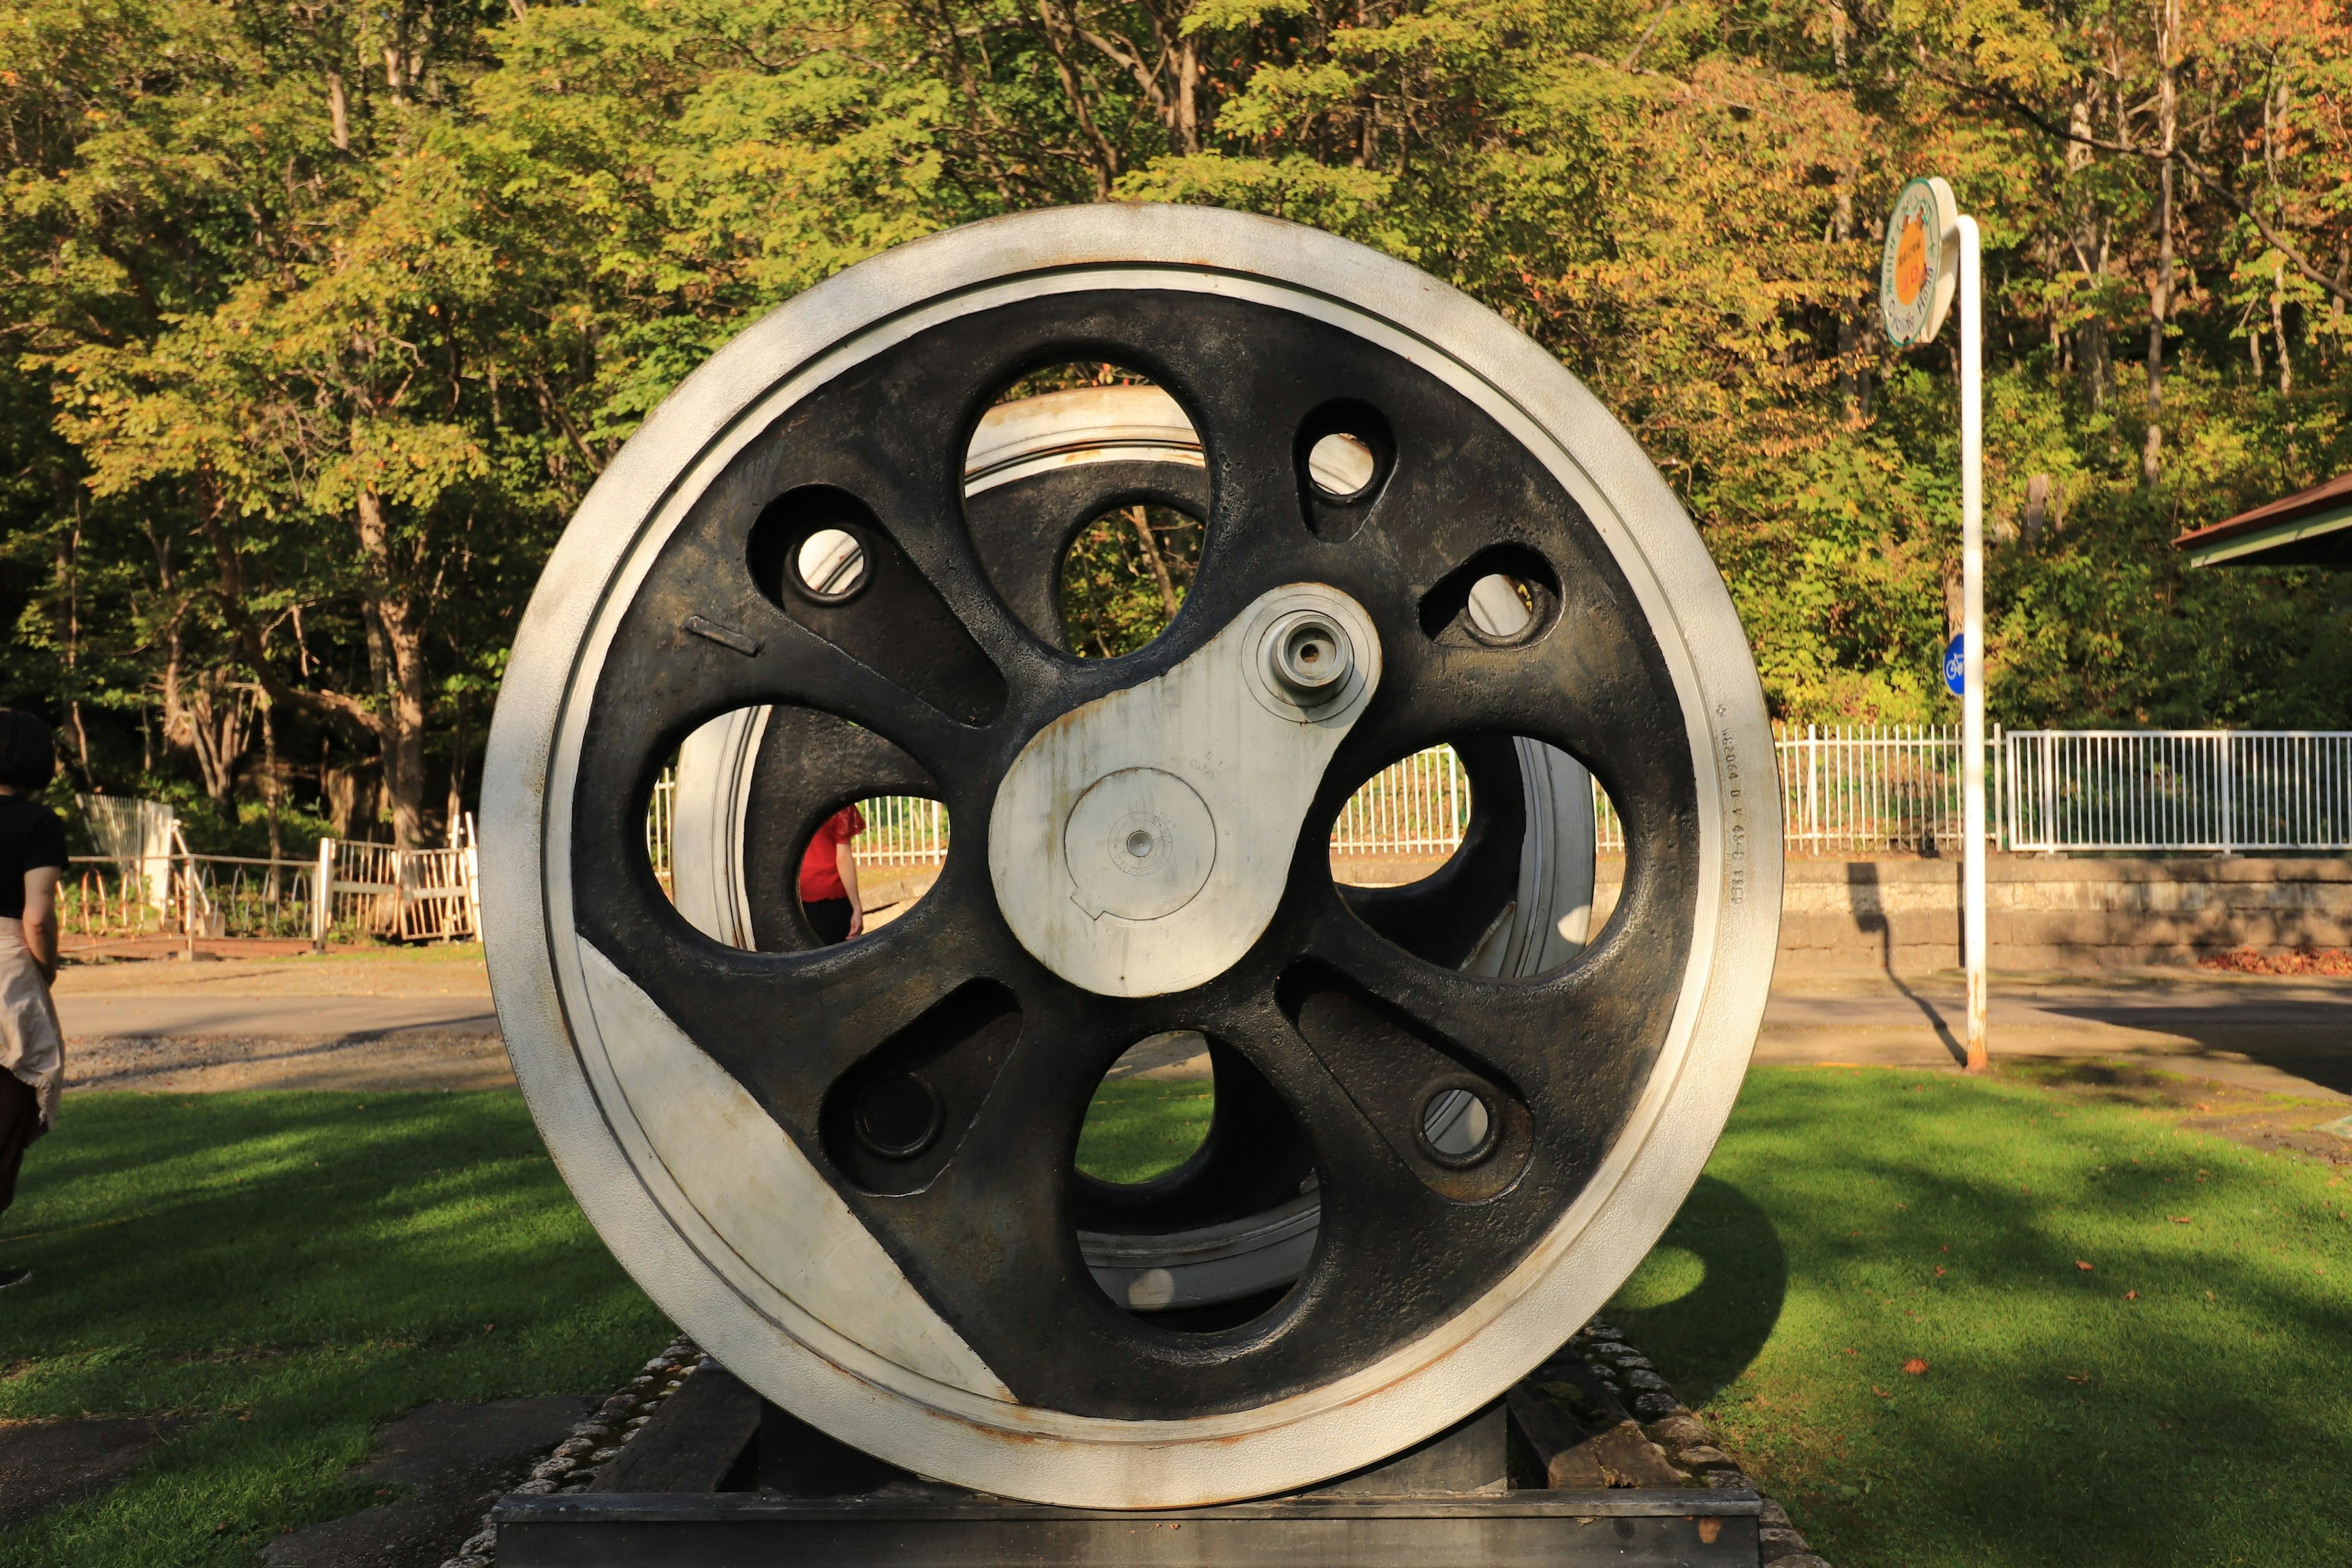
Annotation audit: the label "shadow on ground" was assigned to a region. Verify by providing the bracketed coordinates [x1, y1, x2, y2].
[1600, 1174, 1788, 1400]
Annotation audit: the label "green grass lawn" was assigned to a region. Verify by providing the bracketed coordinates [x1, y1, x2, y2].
[1609, 1065, 2352, 1567]
[10, 1071, 2346, 1567]
[0, 1092, 666, 1567]
[1076, 1076, 1214, 1184]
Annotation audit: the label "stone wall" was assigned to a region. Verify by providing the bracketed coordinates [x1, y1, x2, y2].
[1596, 855, 2352, 973]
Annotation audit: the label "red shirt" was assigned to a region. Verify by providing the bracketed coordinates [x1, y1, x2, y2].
[797, 805, 865, 902]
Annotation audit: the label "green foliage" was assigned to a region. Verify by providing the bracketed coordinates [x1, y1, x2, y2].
[4, 0, 2352, 842]
[0, 1091, 668, 1567]
[1058, 505, 1202, 657]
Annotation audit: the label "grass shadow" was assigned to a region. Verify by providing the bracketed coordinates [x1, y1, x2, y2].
[1603, 1174, 1788, 1400]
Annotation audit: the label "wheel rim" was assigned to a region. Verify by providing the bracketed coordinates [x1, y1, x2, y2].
[482, 205, 1781, 1507]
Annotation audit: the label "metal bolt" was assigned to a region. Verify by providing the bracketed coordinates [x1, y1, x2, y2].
[1267, 612, 1351, 699]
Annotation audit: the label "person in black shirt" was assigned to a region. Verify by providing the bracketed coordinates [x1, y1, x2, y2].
[0, 710, 67, 1291]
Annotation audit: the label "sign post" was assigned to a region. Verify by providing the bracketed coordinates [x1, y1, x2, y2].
[1882, 177, 1988, 1072]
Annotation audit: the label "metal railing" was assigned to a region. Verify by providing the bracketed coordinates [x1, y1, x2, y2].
[2005, 729, 2352, 853]
[1780, 723, 1975, 856]
[858, 796, 956, 865]
[641, 726, 2352, 869]
[647, 772, 676, 893]
[1330, 745, 1470, 857]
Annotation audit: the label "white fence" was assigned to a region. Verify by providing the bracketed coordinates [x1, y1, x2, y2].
[2005, 730, 2352, 853]
[316, 835, 481, 942]
[641, 725, 2352, 869]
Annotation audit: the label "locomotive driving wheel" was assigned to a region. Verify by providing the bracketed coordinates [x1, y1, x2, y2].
[482, 205, 1781, 1509]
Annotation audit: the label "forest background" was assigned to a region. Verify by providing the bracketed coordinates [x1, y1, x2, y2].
[2, 0, 2350, 853]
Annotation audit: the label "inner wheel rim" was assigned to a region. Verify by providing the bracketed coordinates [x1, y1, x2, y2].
[482, 206, 1781, 1509]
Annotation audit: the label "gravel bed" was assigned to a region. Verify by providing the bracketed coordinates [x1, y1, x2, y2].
[432, 1335, 703, 1568]
[1570, 1317, 1830, 1567]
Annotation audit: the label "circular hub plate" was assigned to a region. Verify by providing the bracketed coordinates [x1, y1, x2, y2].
[481, 206, 1781, 1509]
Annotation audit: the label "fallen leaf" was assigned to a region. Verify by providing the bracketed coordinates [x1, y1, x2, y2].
[2076, 1260, 2095, 1272]
[1940, 1245, 1950, 1254]
[2125, 1290, 2139, 1300]
[2169, 1216, 2192, 1224]
[1902, 1358, 1928, 1375]
[1871, 1385, 1891, 1398]
[1934, 1266, 1946, 1277]
[2065, 1371, 2091, 1384]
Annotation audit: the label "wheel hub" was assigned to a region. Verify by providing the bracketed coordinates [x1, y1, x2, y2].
[992, 582, 1379, 996]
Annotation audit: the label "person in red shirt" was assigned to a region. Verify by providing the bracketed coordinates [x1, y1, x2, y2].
[799, 804, 865, 944]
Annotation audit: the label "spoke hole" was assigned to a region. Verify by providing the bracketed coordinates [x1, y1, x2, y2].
[1307, 433, 1377, 499]
[1419, 545, 1559, 646]
[1076, 1032, 1213, 1186]
[1419, 1088, 1494, 1165]
[1058, 503, 1203, 658]
[1074, 1036, 1315, 1331]
[1296, 401, 1394, 538]
[654, 707, 950, 951]
[749, 488, 880, 609]
[1466, 574, 1536, 639]
[794, 527, 868, 600]
[1331, 736, 1613, 976]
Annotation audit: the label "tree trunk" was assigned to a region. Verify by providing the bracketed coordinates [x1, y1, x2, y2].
[1834, 170, 1864, 420]
[2067, 80, 2110, 410]
[1035, 0, 1119, 197]
[356, 489, 432, 851]
[1128, 507, 1181, 617]
[1176, 36, 1200, 154]
[326, 69, 350, 150]
[2143, 2, 2177, 486]
[56, 508, 92, 784]
[261, 695, 283, 903]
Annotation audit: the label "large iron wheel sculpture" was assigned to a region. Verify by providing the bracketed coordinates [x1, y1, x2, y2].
[483, 206, 1781, 1509]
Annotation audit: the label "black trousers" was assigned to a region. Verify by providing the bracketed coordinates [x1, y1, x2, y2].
[0, 1070, 43, 1220]
[804, 898, 853, 946]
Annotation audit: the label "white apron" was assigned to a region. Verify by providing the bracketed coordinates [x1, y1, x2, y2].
[0, 917, 62, 1126]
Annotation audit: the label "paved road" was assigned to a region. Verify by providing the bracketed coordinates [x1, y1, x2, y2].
[44, 952, 2352, 1102]
[57, 993, 499, 1041]
[1758, 971, 2352, 1099]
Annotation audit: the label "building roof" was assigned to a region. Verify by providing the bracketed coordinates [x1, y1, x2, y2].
[2176, 470, 2352, 568]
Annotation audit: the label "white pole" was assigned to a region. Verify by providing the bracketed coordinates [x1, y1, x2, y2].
[312, 836, 335, 951]
[1958, 216, 1989, 1072]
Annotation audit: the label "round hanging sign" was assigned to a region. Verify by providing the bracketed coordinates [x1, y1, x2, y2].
[1881, 176, 1959, 347]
